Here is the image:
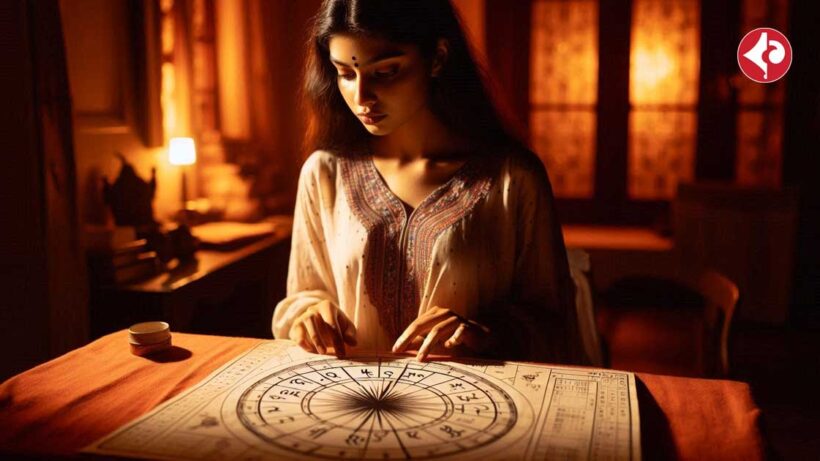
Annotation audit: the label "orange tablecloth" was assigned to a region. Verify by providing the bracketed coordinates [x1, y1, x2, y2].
[0, 330, 765, 460]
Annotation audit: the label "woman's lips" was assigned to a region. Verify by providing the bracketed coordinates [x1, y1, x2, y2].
[358, 113, 387, 125]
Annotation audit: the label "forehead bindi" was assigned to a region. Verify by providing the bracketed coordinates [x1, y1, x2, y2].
[328, 36, 407, 68]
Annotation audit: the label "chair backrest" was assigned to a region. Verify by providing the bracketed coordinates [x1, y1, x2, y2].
[674, 183, 797, 324]
[567, 248, 605, 367]
[696, 269, 740, 377]
[600, 267, 739, 377]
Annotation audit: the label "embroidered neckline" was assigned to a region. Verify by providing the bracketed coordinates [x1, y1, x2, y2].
[365, 154, 476, 219]
[340, 150, 498, 339]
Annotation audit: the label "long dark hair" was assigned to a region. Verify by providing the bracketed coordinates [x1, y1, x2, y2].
[301, 0, 525, 156]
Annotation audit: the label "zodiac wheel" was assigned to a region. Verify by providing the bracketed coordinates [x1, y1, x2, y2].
[226, 357, 528, 460]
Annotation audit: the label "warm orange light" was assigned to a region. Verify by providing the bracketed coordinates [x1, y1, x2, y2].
[169, 137, 196, 166]
[629, 0, 699, 107]
[627, 0, 700, 200]
[529, 0, 599, 199]
[161, 62, 176, 136]
[632, 47, 674, 99]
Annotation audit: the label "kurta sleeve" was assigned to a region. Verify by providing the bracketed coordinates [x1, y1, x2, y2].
[479, 152, 588, 365]
[272, 153, 339, 339]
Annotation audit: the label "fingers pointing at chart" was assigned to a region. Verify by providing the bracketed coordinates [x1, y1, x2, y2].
[290, 303, 491, 361]
[392, 306, 492, 361]
[289, 300, 357, 357]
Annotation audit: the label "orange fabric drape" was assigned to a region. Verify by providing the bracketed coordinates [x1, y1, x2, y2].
[0, 330, 764, 460]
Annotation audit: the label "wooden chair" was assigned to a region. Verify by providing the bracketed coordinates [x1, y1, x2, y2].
[567, 248, 605, 367]
[697, 270, 740, 376]
[596, 269, 739, 377]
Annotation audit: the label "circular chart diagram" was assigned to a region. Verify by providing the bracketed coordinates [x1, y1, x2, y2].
[224, 357, 533, 460]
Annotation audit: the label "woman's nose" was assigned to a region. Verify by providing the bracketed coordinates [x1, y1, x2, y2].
[354, 76, 377, 108]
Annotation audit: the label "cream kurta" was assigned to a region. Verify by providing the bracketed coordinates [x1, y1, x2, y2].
[272, 147, 587, 364]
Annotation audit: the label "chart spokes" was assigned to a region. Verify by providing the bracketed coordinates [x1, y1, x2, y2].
[237, 357, 519, 460]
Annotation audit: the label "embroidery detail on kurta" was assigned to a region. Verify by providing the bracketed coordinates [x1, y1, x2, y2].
[339, 153, 496, 339]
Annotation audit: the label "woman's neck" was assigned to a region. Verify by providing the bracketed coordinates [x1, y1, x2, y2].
[369, 108, 471, 162]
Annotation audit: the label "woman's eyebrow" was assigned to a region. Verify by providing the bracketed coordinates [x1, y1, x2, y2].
[330, 49, 406, 67]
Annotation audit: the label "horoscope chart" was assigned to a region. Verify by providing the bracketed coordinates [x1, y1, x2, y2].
[228, 357, 525, 459]
[86, 342, 641, 460]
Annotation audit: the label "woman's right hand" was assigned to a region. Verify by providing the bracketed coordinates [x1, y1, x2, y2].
[288, 300, 357, 357]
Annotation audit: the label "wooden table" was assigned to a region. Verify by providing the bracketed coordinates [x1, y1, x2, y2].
[90, 223, 291, 339]
[0, 331, 766, 460]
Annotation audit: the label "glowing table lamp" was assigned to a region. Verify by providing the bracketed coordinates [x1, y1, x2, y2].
[169, 137, 196, 208]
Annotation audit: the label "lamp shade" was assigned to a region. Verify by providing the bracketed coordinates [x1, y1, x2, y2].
[169, 137, 196, 166]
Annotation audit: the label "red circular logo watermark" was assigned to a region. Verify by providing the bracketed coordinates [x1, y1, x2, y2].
[737, 27, 792, 83]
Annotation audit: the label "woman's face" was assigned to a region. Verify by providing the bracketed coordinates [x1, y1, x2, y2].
[328, 34, 436, 136]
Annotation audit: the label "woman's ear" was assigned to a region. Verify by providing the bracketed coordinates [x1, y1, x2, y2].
[431, 38, 449, 77]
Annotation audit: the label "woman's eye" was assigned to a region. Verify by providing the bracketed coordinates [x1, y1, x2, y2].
[374, 67, 399, 79]
[337, 66, 398, 81]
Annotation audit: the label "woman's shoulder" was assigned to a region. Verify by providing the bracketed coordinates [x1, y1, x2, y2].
[495, 143, 550, 186]
[299, 150, 339, 179]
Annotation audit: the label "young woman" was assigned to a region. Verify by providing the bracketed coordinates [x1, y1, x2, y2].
[272, 0, 589, 365]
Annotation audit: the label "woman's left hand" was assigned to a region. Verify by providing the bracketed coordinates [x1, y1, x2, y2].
[392, 306, 491, 361]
